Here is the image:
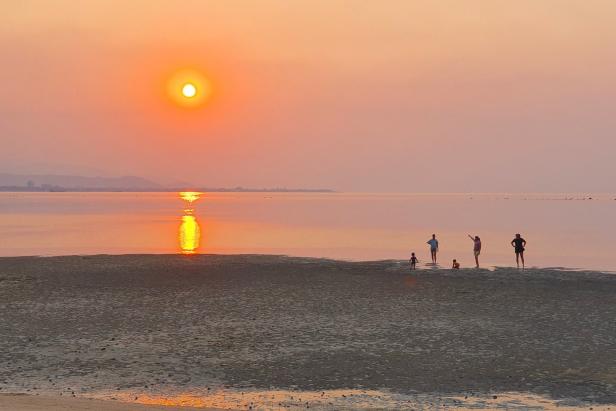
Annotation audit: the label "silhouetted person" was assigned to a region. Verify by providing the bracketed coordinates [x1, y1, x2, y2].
[409, 252, 419, 270]
[468, 234, 481, 268]
[452, 259, 460, 269]
[511, 233, 527, 268]
[427, 234, 439, 264]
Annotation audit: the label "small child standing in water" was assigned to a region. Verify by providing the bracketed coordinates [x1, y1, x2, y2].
[409, 252, 419, 270]
[452, 259, 460, 269]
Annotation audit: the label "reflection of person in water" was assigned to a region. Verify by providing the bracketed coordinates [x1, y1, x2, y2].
[511, 233, 527, 268]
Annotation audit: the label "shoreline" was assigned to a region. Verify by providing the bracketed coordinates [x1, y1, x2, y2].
[1, 254, 615, 409]
[1, 252, 614, 276]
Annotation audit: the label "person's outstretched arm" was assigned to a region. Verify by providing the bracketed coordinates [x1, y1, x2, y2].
[468, 234, 474, 240]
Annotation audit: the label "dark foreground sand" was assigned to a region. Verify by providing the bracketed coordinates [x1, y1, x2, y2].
[1, 254, 615, 410]
[0, 393, 214, 411]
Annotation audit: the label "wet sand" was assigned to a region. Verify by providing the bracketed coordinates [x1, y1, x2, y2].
[1, 254, 615, 409]
[0, 393, 214, 410]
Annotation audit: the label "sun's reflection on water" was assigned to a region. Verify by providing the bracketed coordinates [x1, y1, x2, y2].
[178, 192, 202, 254]
[179, 191, 201, 205]
[107, 389, 403, 410]
[179, 214, 200, 254]
[98, 389, 596, 410]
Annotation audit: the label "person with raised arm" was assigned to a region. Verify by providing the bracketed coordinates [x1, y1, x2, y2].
[427, 234, 439, 264]
[468, 234, 482, 268]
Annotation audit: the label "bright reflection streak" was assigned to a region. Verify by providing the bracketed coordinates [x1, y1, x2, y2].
[178, 192, 202, 254]
[179, 191, 201, 204]
[179, 215, 200, 254]
[104, 389, 598, 410]
[109, 389, 403, 410]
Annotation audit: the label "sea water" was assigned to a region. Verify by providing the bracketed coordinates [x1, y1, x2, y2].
[0, 192, 614, 272]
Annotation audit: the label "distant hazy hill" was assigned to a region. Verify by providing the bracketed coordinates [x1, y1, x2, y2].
[0, 173, 161, 190]
[0, 173, 334, 192]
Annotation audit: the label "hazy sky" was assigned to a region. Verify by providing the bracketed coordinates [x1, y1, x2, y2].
[2, 0, 616, 191]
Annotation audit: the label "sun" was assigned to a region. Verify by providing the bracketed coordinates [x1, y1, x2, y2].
[167, 69, 212, 108]
[182, 83, 197, 98]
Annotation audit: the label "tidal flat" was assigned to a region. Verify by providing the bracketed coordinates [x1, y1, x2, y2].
[1, 254, 615, 409]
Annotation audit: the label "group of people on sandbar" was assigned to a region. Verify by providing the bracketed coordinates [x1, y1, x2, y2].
[409, 233, 527, 270]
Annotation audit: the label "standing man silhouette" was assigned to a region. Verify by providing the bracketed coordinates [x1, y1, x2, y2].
[427, 234, 439, 264]
[511, 233, 527, 268]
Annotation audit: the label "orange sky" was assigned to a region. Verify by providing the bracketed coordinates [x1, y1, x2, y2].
[2, 1, 616, 191]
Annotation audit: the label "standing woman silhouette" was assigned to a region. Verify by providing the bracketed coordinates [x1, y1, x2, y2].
[511, 233, 527, 268]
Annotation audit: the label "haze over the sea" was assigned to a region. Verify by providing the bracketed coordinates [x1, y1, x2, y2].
[3, 1, 616, 192]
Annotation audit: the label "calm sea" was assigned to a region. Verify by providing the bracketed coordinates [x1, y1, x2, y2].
[0, 192, 614, 272]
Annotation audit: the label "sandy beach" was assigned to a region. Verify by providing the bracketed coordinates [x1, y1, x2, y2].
[1, 254, 615, 409]
[0, 393, 216, 411]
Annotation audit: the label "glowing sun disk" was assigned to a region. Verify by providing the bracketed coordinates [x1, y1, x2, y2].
[182, 83, 197, 98]
[167, 69, 212, 108]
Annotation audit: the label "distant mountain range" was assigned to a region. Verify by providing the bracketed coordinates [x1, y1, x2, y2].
[0, 173, 334, 193]
[0, 173, 161, 190]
